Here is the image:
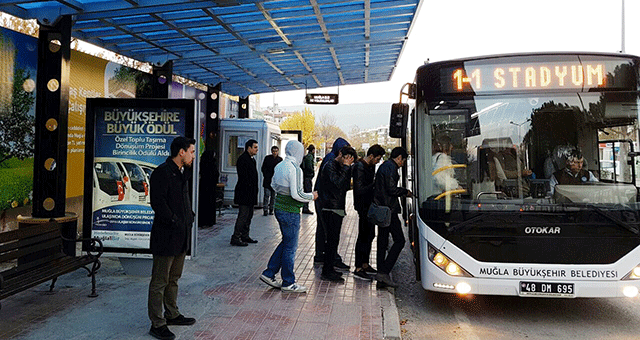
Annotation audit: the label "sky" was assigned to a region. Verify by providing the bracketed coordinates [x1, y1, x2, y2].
[259, 0, 638, 108]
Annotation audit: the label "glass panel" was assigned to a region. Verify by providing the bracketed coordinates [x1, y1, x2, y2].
[417, 91, 640, 217]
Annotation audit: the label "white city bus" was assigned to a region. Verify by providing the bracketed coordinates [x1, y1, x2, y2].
[393, 52, 640, 298]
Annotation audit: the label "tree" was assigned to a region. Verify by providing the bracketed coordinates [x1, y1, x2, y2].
[316, 113, 346, 156]
[279, 107, 317, 147]
[0, 67, 35, 166]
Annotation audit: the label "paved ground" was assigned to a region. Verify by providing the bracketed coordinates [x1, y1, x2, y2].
[0, 193, 401, 340]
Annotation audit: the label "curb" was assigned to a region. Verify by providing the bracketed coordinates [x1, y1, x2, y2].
[380, 288, 401, 340]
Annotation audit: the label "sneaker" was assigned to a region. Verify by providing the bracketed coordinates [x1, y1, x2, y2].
[321, 271, 345, 283]
[149, 325, 175, 340]
[165, 314, 196, 326]
[375, 273, 398, 288]
[334, 261, 350, 272]
[269, 211, 274, 215]
[260, 274, 282, 289]
[282, 283, 307, 293]
[263, 211, 268, 216]
[241, 236, 258, 243]
[302, 209, 314, 214]
[362, 264, 377, 274]
[353, 269, 373, 281]
[230, 238, 248, 247]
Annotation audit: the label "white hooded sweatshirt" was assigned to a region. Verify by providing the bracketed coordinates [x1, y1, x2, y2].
[271, 141, 314, 212]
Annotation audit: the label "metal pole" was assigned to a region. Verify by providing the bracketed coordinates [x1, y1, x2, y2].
[622, 0, 626, 53]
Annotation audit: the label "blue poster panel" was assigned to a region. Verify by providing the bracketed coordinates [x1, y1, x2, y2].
[0, 26, 37, 233]
[83, 98, 196, 254]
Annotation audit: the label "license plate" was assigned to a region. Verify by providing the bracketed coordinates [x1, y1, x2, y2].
[519, 281, 574, 297]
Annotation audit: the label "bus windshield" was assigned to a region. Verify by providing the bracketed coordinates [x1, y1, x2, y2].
[415, 55, 640, 232]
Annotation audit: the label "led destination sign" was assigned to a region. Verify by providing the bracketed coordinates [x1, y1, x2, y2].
[446, 62, 607, 93]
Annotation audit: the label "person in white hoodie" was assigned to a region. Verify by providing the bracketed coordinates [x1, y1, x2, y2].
[259, 141, 317, 293]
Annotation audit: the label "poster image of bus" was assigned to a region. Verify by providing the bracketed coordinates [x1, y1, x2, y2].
[84, 98, 195, 253]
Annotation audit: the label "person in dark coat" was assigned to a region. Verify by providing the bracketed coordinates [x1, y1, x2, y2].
[198, 133, 220, 227]
[230, 139, 259, 246]
[300, 144, 316, 214]
[352, 144, 385, 281]
[313, 137, 351, 272]
[148, 136, 197, 340]
[261, 145, 282, 216]
[373, 147, 411, 289]
[318, 145, 358, 283]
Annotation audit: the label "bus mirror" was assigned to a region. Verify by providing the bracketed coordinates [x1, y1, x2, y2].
[466, 116, 480, 137]
[389, 103, 409, 138]
[408, 83, 416, 99]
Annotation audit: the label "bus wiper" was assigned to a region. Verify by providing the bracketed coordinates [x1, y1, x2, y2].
[583, 204, 639, 235]
[447, 213, 487, 234]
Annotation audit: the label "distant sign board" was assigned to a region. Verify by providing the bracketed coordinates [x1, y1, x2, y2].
[305, 93, 339, 105]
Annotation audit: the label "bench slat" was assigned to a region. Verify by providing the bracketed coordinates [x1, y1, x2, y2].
[0, 229, 60, 254]
[0, 238, 62, 263]
[0, 252, 66, 279]
[0, 224, 59, 244]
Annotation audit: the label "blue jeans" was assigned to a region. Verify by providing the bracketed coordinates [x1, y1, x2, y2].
[262, 210, 301, 287]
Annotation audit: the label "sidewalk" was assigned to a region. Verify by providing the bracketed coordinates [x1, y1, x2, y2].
[0, 193, 400, 340]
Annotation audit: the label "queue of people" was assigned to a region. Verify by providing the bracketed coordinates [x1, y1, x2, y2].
[147, 135, 412, 340]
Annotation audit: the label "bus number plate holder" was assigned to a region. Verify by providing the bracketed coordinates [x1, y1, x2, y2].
[519, 281, 574, 297]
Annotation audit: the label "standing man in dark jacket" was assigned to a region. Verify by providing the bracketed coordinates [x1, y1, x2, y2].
[319, 145, 358, 283]
[373, 147, 411, 289]
[300, 144, 316, 214]
[261, 145, 282, 216]
[313, 137, 351, 272]
[231, 139, 259, 246]
[148, 136, 197, 340]
[352, 144, 385, 281]
[198, 132, 220, 227]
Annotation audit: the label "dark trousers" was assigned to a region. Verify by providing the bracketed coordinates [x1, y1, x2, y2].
[263, 187, 275, 213]
[314, 200, 343, 263]
[321, 210, 343, 275]
[148, 252, 186, 328]
[354, 210, 375, 268]
[376, 214, 405, 275]
[302, 177, 312, 211]
[198, 186, 216, 226]
[232, 204, 254, 240]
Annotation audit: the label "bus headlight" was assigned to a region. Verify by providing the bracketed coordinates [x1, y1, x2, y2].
[621, 265, 640, 280]
[623, 286, 639, 298]
[428, 244, 472, 277]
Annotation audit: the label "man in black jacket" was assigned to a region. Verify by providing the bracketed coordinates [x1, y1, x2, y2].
[313, 137, 351, 272]
[198, 132, 219, 227]
[318, 145, 358, 283]
[261, 145, 282, 216]
[352, 144, 385, 281]
[148, 136, 197, 340]
[300, 144, 316, 214]
[373, 147, 412, 289]
[231, 139, 259, 246]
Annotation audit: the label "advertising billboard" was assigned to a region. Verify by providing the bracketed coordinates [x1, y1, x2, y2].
[83, 98, 196, 255]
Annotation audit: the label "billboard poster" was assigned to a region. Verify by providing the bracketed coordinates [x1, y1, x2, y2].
[83, 98, 195, 254]
[0, 26, 37, 234]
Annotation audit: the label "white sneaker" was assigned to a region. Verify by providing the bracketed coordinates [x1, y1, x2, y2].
[281, 283, 307, 293]
[260, 274, 282, 289]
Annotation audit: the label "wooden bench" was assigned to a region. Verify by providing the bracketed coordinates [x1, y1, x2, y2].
[0, 222, 103, 310]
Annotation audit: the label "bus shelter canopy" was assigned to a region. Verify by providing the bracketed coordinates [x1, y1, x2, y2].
[1, 0, 421, 97]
